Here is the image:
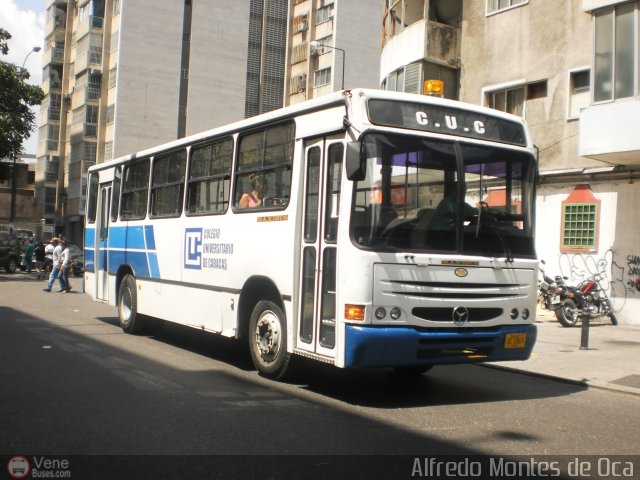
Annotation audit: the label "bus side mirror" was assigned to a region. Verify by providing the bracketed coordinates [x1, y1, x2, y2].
[346, 141, 365, 181]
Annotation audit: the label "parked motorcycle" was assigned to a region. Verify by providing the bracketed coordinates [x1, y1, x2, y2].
[555, 271, 618, 327]
[538, 260, 564, 312]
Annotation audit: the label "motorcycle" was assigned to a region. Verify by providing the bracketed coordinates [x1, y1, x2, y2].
[538, 260, 564, 312]
[555, 271, 618, 327]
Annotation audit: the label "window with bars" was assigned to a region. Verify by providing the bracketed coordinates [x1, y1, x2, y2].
[561, 203, 599, 251]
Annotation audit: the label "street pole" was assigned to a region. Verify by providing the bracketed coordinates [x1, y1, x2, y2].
[10, 46, 41, 233]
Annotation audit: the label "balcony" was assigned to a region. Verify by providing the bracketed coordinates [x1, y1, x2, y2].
[380, 19, 460, 82]
[579, 99, 640, 166]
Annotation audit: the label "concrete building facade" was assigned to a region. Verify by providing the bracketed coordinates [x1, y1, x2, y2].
[285, 0, 382, 105]
[36, 0, 288, 244]
[380, 0, 640, 323]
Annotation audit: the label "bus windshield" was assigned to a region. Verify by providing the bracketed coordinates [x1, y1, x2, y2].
[350, 132, 536, 258]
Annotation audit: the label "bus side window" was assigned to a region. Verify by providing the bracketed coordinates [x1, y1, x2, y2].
[110, 167, 121, 221]
[150, 149, 187, 218]
[235, 122, 294, 210]
[86, 173, 99, 224]
[187, 138, 233, 215]
[121, 159, 150, 221]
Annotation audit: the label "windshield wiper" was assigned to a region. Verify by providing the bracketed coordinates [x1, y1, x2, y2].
[477, 201, 514, 263]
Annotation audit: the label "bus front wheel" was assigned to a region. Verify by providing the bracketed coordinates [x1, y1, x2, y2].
[249, 301, 291, 380]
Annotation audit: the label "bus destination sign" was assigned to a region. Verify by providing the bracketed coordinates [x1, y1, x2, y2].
[367, 99, 527, 147]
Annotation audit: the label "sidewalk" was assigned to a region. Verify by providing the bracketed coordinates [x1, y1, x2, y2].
[489, 307, 640, 396]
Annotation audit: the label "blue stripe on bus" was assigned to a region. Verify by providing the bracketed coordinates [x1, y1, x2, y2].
[84, 249, 95, 271]
[144, 225, 156, 250]
[109, 226, 146, 250]
[84, 225, 161, 278]
[344, 324, 537, 368]
[147, 253, 160, 278]
[85, 228, 95, 247]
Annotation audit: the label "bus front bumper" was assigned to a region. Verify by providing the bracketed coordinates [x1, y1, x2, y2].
[344, 324, 537, 368]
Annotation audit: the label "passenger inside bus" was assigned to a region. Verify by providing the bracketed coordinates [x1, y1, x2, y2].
[238, 174, 267, 209]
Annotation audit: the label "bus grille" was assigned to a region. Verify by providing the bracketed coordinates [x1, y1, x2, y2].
[413, 307, 503, 322]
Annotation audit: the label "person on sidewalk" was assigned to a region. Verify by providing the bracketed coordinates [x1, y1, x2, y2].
[34, 241, 45, 279]
[23, 239, 35, 273]
[59, 240, 72, 293]
[43, 238, 66, 293]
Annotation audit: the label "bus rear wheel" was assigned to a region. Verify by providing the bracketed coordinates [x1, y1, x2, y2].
[249, 301, 291, 380]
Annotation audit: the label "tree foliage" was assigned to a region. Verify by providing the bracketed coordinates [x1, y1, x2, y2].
[0, 28, 45, 159]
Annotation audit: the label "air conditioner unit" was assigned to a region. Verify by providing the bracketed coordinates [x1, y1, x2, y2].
[328, 10, 334, 19]
[89, 68, 101, 75]
[297, 22, 307, 33]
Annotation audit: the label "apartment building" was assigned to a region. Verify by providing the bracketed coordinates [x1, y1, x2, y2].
[380, 0, 640, 323]
[285, 0, 382, 105]
[0, 154, 37, 234]
[36, 0, 288, 243]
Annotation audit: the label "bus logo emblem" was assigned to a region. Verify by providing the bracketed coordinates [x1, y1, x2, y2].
[184, 228, 203, 269]
[454, 268, 468, 277]
[452, 306, 470, 326]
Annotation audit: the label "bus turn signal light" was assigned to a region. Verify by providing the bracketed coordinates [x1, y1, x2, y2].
[345, 304, 366, 321]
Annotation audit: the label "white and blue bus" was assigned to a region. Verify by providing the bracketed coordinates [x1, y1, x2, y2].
[84, 88, 538, 379]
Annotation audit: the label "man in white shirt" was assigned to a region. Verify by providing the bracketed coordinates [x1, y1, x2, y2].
[60, 241, 72, 293]
[43, 238, 66, 292]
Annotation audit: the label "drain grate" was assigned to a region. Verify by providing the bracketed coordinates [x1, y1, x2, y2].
[612, 374, 640, 389]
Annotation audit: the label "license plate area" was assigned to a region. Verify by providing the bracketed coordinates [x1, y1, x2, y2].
[505, 333, 527, 349]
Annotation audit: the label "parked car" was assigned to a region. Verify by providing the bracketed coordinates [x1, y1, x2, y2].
[68, 244, 84, 277]
[0, 232, 20, 273]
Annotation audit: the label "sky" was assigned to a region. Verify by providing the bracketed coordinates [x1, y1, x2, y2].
[1, 0, 45, 155]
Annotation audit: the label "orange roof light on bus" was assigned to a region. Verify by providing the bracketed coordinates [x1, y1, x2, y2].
[424, 79, 444, 97]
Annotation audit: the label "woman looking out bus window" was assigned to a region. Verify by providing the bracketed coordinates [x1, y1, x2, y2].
[239, 173, 267, 208]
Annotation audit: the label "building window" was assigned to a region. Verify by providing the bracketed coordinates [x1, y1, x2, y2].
[568, 69, 590, 119]
[314, 67, 331, 87]
[594, 2, 638, 102]
[487, 84, 525, 116]
[316, 3, 334, 25]
[487, 0, 528, 15]
[560, 185, 600, 253]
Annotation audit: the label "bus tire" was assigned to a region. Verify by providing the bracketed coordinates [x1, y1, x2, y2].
[118, 274, 145, 334]
[249, 300, 291, 380]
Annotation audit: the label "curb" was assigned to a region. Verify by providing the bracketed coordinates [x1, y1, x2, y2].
[478, 364, 640, 397]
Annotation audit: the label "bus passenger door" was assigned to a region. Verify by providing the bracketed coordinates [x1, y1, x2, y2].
[96, 185, 111, 301]
[297, 138, 343, 358]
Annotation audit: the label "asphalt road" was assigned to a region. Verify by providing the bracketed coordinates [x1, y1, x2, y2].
[1, 273, 639, 479]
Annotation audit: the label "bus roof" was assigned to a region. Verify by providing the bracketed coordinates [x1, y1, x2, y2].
[89, 88, 532, 172]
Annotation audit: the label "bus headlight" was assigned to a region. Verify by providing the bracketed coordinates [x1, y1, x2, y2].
[375, 307, 387, 320]
[510, 308, 519, 320]
[521, 308, 530, 320]
[390, 307, 402, 320]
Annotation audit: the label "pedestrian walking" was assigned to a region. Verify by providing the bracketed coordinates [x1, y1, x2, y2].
[34, 241, 46, 279]
[43, 238, 66, 293]
[60, 240, 72, 293]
